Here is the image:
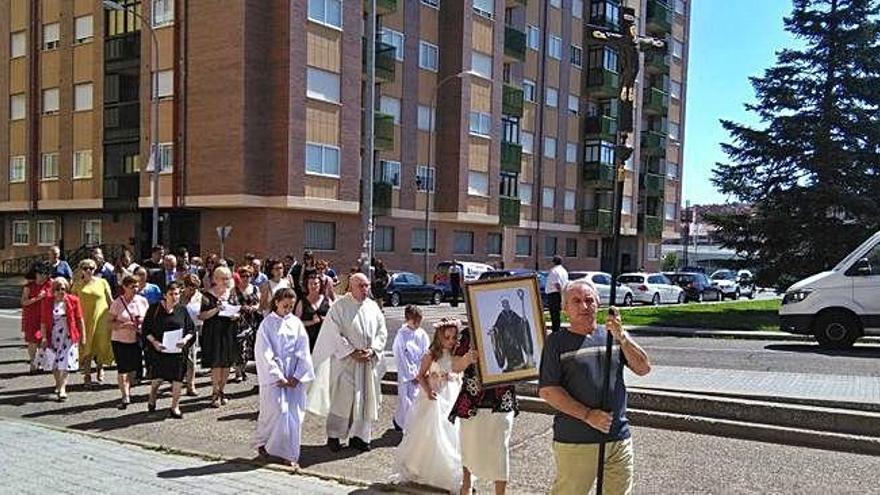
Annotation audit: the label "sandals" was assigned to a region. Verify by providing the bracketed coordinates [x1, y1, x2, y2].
[210, 392, 221, 408]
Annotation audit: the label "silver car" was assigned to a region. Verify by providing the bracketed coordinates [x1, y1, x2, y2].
[569, 271, 635, 306]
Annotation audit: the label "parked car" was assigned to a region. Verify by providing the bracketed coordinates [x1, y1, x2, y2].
[433, 261, 494, 302]
[569, 271, 635, 306]
[780, 230, 880, 348]
[618, 272, 685, 305]
[478, 269, 549, 308]
[665, 272, 722, 303]
[710, 269, 756, 300]
[385, 271, 444, 307]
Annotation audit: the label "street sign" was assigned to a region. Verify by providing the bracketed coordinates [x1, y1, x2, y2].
[216, 226, 232, 259]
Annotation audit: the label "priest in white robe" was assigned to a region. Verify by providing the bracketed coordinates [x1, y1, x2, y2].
[254, 288, 315, 466]
[307, 273, 388, 452]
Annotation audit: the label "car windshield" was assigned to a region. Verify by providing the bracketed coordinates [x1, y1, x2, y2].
[711, 271, 736, 281]
[833, 232, 880, 272]
[619, 275, 644, 284]
[670, 274, 694, 283]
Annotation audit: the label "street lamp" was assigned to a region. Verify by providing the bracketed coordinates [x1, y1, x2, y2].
[102, 0, 161, 250]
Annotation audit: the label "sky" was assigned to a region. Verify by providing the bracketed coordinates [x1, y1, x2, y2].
[682, 0, 798, 206]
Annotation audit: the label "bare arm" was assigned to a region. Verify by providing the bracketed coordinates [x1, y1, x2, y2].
[606, 313, 651, 376]
[538, 385, 612, 434]
[21, 287, 40, 307]
[416, 353, 436, 399]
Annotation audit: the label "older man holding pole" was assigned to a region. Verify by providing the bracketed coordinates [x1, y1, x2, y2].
[308, 273, 387, 453]
[538, 279, 651, 495]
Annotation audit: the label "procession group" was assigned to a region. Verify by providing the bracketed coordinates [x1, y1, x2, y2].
[18, 244, 652, 495]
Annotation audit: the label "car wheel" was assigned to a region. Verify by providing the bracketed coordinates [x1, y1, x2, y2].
[695, 292, 703, 303]
[623, 294, 633, 307]
[389, 292, 401, 307]
[748, 287, 755, 300]
[651, 293, 661, 306]
[431, 291, 443, 305]
[734, 289, 741, 300]
[814, 311, 861, 349]
[677, 292, 686, 304]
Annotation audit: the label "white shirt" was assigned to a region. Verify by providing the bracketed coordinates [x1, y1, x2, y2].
[545, 264, 568, 294]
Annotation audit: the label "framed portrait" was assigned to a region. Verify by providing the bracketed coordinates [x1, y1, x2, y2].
[464, 275, 546, 387]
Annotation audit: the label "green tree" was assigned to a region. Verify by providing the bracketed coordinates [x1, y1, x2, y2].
[661, 251, 678, 272]
[709, 0, 880, 287]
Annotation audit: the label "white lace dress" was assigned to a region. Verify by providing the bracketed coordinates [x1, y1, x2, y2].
[392, 351, 463, 493]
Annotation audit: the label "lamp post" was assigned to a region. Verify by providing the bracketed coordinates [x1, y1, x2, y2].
[102, 0, 160, 250]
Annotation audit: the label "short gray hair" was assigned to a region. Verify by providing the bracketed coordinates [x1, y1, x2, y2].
[562, 278, 598, 306]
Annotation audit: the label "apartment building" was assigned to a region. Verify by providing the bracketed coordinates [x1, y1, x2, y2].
[0, 0, 690, 275]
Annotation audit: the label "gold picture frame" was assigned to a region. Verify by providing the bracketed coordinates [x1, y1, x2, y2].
[464, 274, 546, 387]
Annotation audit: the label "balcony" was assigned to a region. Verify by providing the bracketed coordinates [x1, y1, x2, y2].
[641, 214, 663, 239]
[499, 197, 521, 226]
[103, 175, 140, 212]
[501, 141, 523, 174]
[645, 51, 670, 74]
[646, 0, 673, 34]
[370, 0, 398, 15]
[373, 182, 393, 216]
[363, 39, 396, 83]
[504, 25, 527, 62]
[585, 115, 617, 141]
[104, 102, 140, 143]
[585, 69, 620, 99]
[581, 209, 613, 236]
[373, 112, 395, 151]
[641, 130, 667, 156]
[584, 162, 615, 189]
[502, 84, 524, 117]
[643, 87, 669, 116]
[643, 173, 665, 197]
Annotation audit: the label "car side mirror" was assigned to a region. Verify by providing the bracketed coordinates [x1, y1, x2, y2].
[853, 258, 872, 275]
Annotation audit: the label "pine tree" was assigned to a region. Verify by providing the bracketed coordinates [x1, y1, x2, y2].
[709, 0, 880, 288]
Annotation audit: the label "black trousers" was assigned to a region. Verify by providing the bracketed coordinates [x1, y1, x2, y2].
[548, 292, 562, 332]
[450, 283, 461, 307]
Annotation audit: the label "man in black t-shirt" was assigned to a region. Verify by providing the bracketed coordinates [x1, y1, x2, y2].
[538, 279, 652, 495]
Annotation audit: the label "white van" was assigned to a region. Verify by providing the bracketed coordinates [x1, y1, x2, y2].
[779, 230, 880, 348]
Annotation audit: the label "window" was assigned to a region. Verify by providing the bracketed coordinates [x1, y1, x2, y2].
[499, 171, 518, 198]
[588, 45, 619, 72]
[674, 0, 686, 15]
[669, 122, 681, 141]
[304, 221, 336, 250]
[381, 29, 405, 61]
[565, 238, 578, 257]
[545, 87, 558, 107]
[487, 233, 502, 255]
[622, 195, 632, 215]
[308, 0, 342, 29]
[647, 243, 661, 260]
[568, 94, 579, 115]
[74, 83, 93, 111]
[521, 131, 534, 154]
[454, 231, 475, 254]
[10, 94, 25, 120]
[473, 0, 494, 19]
[42, 23, 60, 50]
[469, 111, 491, 137]
[527, 25, 540, 50]
[519, 182, 533, 205]
[73, 150, 93, 178]
[566, 143, 578, 163]
[570, 45, 583, 68]
[12, 221, 29, 246]
[42, 88, 59, 114]
[542, 187, 555, 208]
[544, 236, 557, 256]
[83, 219, 102, 246]
[667, 160, 679, 179]
[418, 105, 435, 131]
[152, 0, 174, 27]
[416, 165, 436, 192]
[411, 228, 436, 253]
[422, 0, 440, 7]
[305, 142, 340, 176]
[380, 96, 401, 124]
[516, 235, 531, 256]
[306, 67, 340, 103]
[74, 16, 94, 44]
[9, 156, 26, 183]
[523, 80, 536, 102]
[37, 220, 56, 246]
[585, 140, 615, 165]
[550, 0, 561, 7]
[377, 160, 401, 187]
[468, 171, 489, 196]
[543, 137, 557, 159]
[586, 239, 599, 257]
[11, 31, 26, 58]
[672, 38, 684, 59]
[573, 0, 584, 18]
[374, 226, 395, 252]
[153, 70, 173, 98]
[665, 201, 677, 221]
[419, 41, 439, 71]
[548, 35, 562, 59]
[471, 52, 493, 79]
[564, 190, 576, 210]
[41, 153, 59, 180]
[146, 143, 174, 173]
[670, 80, 682, 100]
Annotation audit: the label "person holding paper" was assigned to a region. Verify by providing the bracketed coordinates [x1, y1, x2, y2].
[199, 266, 242, 408]
[143, 281, 195, 419]
[253, 287, 315, 468]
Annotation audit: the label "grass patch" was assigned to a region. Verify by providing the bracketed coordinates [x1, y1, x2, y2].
[553, 299, 782, 332]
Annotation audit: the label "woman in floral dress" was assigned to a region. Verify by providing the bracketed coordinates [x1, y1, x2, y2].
[38, 277, 85, 402]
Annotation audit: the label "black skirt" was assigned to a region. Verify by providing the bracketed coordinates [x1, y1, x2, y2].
[200, 320, 238, 369]
[147, 350, 188, 382]
[111, 341, 143, 374]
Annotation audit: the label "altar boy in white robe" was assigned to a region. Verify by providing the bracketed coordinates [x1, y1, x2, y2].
[308, 273, 388, 452]
[254, 288, 315, 467]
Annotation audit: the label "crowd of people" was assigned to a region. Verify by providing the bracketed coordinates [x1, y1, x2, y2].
[18, 244, 652, 495]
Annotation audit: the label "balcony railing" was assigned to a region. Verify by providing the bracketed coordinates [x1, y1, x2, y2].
[581, 209, 614, 235]
[501, 141, 523, 174]
[585, 115, 617, 141]
[641, 214, 663, 239]
[103, 102, 140, 142]
[373, 112, 395, 151]
[373, 182, 393, 216]
[584, 162, 615, 189]
[645, 51, 670, 74]
[643, 173, 665, 197]
[504, 25, 527, 62]
[370, 0, 398, 15]
[363, 39, 396, 83]
[647, 0, 673, 34]
[103, 175, 140, 211]
[643, 87, 669, 116]
[499, 197, 521, 226]
[502, 84, 524, 117]
[641, 130, 667, 156]
[585, 69, 620, 99]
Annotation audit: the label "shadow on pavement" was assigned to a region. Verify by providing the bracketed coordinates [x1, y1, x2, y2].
[298, 428, 403, 469]
[0, 359, 29, 365]
[217, 411, 257, 422]
[0, 344, 25, 349]
[0, 392, 53, 407]
[156, 457, 268, 478]
[764, 344, 880, 358]
[0, 385, 56, 396]
[0, 370, 37, 381]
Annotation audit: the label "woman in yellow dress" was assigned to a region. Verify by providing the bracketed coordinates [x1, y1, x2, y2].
[73, 258, 114, 386]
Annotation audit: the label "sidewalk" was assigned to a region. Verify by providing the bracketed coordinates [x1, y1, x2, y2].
[0, 418, 358, 494]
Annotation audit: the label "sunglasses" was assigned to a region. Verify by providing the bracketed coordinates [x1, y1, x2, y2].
[239, 274, 252, 278]
[82, 267, 94, 271]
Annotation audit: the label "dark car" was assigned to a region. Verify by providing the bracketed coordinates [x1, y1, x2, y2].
[384, 271, 444, 307]
[665, 272, 721, 303]
[478, 269, 549, 308]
